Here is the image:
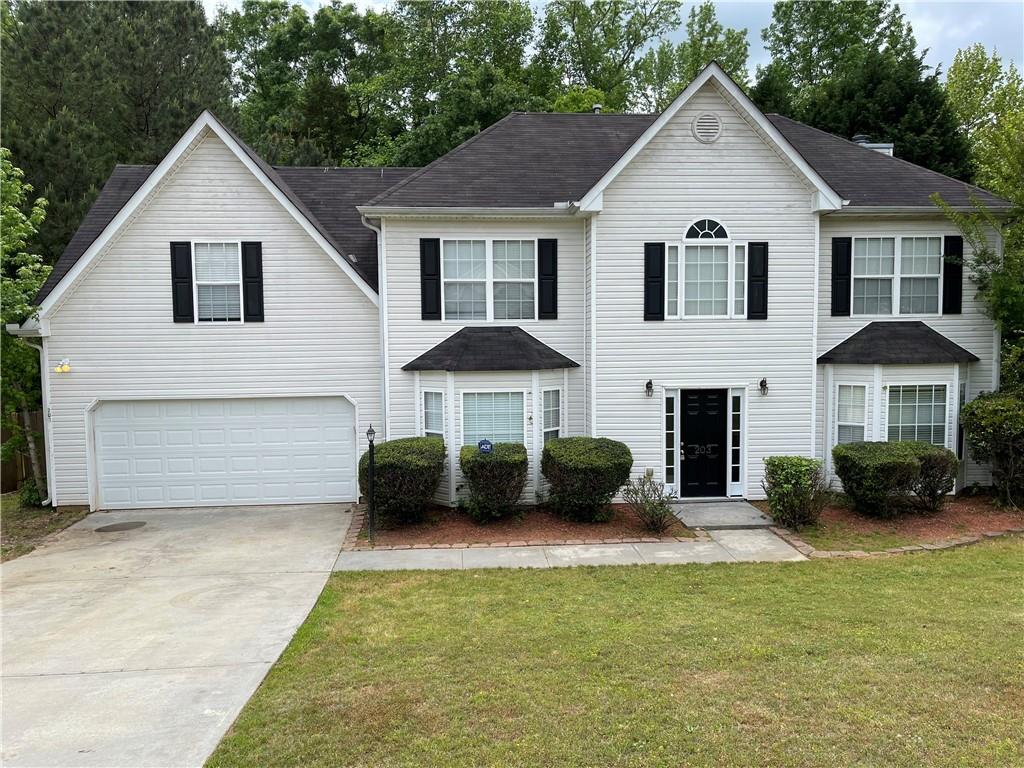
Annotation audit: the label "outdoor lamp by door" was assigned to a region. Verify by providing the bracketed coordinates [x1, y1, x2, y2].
[759, 378, 769, 396]
[645, 379, 654, 398]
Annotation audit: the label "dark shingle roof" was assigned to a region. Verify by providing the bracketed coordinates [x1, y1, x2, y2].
[767, 114, 1009, 209]
[402, 327, 580, 371]
[817, 322, 979, 365]
[367, 112, 656, 208]
[35, 165, 156, 303]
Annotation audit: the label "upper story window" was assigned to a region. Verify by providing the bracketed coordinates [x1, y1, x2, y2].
[193, 242, 242, 322]
[666, 219, 746, 318]
[442, 239, 536, 321]
[852, 236, 941, 316]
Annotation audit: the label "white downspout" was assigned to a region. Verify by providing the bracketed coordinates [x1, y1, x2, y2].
[360, 214, 389, 440]
[21, 339, 53, 506]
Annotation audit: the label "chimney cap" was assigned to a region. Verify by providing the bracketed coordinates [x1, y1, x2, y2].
[591, 103, 602, 114]
[852, 133, 871, 144]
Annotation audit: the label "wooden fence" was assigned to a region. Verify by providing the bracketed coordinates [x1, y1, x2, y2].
[1, 410, 44, 493]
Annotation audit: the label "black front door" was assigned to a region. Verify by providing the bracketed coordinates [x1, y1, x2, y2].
[679, 389, 727, 497]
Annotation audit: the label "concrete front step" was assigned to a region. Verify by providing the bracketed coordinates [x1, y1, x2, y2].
[671, 499, 774, 530]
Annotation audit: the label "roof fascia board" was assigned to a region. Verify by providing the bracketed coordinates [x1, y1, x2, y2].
[577, 62, 843, 212]
[356, 205, 579, 218]
[828, 205, 1013, 216]
[5, 319, 49, 337]
[39, 112, 378, 317]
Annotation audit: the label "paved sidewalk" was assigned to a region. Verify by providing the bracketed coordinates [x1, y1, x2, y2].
[673, 499, 774, 529]
[334, 529, 804, 571]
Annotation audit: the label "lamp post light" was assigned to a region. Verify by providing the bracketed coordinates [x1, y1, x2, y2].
[366, 424, 376, 545]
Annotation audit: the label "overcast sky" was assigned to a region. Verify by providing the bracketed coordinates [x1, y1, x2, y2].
[203, 0, 1024, 77]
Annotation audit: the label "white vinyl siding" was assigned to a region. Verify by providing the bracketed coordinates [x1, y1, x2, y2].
[462, 392, 525, 446]
[43, 129, 381, 506]
[836, 384, 866, 443]
[422, 390, 444, 439]
[887, 384, 946, 445]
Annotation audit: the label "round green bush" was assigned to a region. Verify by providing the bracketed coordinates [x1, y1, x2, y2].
[541, 437, 632, 522]
[960, 392, 1024, 505]
[762, 456, 829, 529]
[832, 441, 958, 517]
[459, 443, 529, 523]
[358, 437, 445, 527]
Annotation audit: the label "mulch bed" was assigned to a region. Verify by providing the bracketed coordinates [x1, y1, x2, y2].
[346, 503, 695, 550]
[815, 496, 1023, 540]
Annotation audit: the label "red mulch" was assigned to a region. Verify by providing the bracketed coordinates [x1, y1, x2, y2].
[754, 495, 1024, 540]
[362, 504, 692, 546]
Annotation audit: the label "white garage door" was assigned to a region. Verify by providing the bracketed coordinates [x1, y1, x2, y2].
[93, 397, 357, 509]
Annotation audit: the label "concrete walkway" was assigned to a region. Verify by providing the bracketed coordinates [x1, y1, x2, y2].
[673, 499, 774, 529]
[334, 529, 804, 571]
[1, 504, 350, 768]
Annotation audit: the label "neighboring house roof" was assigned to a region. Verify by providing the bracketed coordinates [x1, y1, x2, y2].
[402, 327, 580, 371]
[35, 165, 155, 303]
[817, 321, 980, 365]
[767, 114, 1010, 210]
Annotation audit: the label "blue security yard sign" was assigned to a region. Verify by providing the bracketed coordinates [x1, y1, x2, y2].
[478, 439, 493, 454]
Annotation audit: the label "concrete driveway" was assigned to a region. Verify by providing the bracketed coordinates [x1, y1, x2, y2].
[1, 504, 349, 768]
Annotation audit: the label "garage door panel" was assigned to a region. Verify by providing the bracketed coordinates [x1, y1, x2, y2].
[94, 396, 357, 509]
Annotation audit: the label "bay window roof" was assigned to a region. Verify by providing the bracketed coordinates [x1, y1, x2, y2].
[402, 327, 580, 372]
[817, 321, 979, 365]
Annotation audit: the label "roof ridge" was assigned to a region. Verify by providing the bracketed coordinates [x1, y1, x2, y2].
[273, 165, 420, 171]
[365, 112, 524, 207]
[768, 113, 1008, 204]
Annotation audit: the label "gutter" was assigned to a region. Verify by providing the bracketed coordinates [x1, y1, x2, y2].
[356, 205, 579, 218]
[360, 214, 390, 440]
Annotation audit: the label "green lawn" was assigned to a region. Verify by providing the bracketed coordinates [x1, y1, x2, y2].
[796, 521, 921, 552]
[209, 539, 1023, 768]
[0, 491, 88, 561]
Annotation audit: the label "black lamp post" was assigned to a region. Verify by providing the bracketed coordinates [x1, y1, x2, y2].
[366, 424, 376, 545]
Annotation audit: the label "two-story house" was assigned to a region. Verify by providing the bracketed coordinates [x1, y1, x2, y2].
[11, 64, 1007, 511]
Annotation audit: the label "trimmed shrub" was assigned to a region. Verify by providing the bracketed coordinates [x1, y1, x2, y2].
[622, 469, 677, 534]
[541, 437, 632, 522]
[832, 442, 918, 517]
[459, 443, 529, 523]
[960, 392, 1024, 506]
[358, 437, 445, 527]
[832, 441, 958, 517]
[761, 456, 830, 529]
[910, 444, 959, 512]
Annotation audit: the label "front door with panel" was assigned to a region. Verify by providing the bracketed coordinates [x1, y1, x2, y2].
[679, 389, 727, 497]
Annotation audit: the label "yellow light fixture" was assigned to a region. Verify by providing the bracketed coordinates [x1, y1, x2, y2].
[54, 359, 71, 374]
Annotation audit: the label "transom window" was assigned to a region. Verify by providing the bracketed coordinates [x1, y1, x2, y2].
[888, 385, 947, 446]
[462, 392, 525, 446]
[686, 219, 728, 239]
[543, 389, 561, 443]
[852, 236, 942, 316]
[666, 219, 746, 318]
[423, 391, 444, 439]
[193, 242, 242, 322]
[442, 239, 536, 321]
[836, 384, 866, 444]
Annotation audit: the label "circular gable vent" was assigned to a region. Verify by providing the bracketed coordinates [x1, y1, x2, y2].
[692, 112, 722, 143]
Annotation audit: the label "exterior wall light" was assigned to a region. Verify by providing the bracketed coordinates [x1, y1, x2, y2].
[759, 378, 769, 396]
[645, 379, 654, 398]
[54, 359, 71, 374]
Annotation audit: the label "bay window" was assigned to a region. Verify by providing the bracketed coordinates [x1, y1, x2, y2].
[836, 384, 866, 444]
[422, 391, 445, 439]
[887, 385, 947, 446]
[442, 239, 536, 321]
[542, 389, 561, 443]
[462, 392, 525, 446]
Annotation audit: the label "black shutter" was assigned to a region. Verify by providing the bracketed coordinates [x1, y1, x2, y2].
[170, 242, 193, 323]
[537, 239, 558, 319]
[747, 242, 768, 319]
[943, 235, 963, 315]
[831, 237, 852, 316]
[420, 238, 441, 320]
[242, 241, 264, 322]
[644, 243, 665, 321]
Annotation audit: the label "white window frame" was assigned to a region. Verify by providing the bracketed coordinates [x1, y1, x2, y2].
[834, 383, 868, 446]
[192, 240, 244, 324]
[884, 383, 950, 448]
[541, 387, 562, 443]
[459, 389, 529, 447]
[422, 389, 445, 440]
[850, 235, 945, 318]
[664, 219, 747, 319]
[440, 238, 538, 323]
